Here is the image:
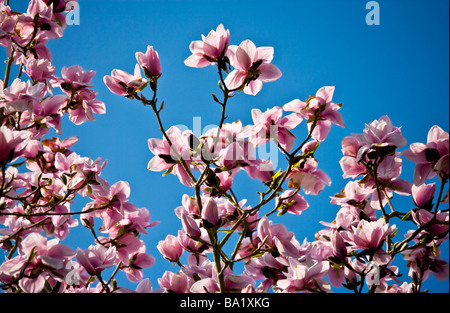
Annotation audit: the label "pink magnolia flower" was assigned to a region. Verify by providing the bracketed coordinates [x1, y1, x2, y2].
[104, 64, 148, 97]
[17, 232, 76, 293]
[244, 106, 302, 153]
[147, 126, 194, 187]
[184, 24, 230, 68]
[158, 271, 190, 293]
[0, 78, 45, 115]
[350, 219, 396, 251]
[76, 245, 116, 275]
[0, 256, 28, 287]
[257, 216, 300, 258]
[283, 86, 345, 142]
[181, 212, 202, 238]
[83, 181, 140, 233]
[177, 230, 209, 254]
[157, 234, 184, 262]
[27, 0, 64, 39]
[330, 180, 373, 211]
[201, 197, 221, 227]
[218, 141, 247, 170]
[412, 183, 435, 210]
[412, 209, 449, 238]
[117, 206, 158, 236]
[136, 45, 161, 78]
[277, 190, 309, 215]
[0, 4, 16, 46]
[351, 115, 407, 163]
[54, 151, 108, 194]
[190, 277, 220, 293]
[55, 65, 95, 91]
[44, 204, 79, 240]
[339, 136, 367, 179]
[124, 252, 155, 283]
[24, 58, 56, 92]
[287, 157, 331, 195]
[20, 94, 67, 135]
[402, 125, 449, 185]
[0, 126, 28, 163]
[113, 233, 155, 282]
[277, 258, 330, 293]
[331, 231, 347, 259]
[224, 39, 282, 95]
[52, 65, 106, 125]
[354, 115, 407, 148]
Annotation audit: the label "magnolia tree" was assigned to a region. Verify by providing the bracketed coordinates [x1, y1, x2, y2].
[1, 1, 449, 294]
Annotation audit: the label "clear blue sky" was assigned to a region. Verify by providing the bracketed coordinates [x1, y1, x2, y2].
[3, 0, 449, 292]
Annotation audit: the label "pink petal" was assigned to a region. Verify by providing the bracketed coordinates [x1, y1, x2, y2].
[315, 86, 335, 104]
[283, 99, 307, 112]
[224, 70, 246, 91]
[281, 113, 303, 130]
[258, 63, 282, 82]
[256, 47, 274, 63]
[236, 40, 257, 69]
[244, 79, 263, 96]
[184, 53, 210, 68]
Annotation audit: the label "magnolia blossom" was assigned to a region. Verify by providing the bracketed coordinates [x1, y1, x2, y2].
[225, 39, 282, 95]
[402, 125, 449, 185]
[104, 64, 148, 97]
[76, 245, 116, 275]
[184, 24, 230, 68]
[157, 234, 184, 261]
[147, 126, 194, 187]
[283, 86, 345, 141]
[0, 126, 28, 162]
[158, 271, 190, 293]
[412, 183, 435, 210]
[16, 233, 76, 293]
[52, 65, 106, 125]
[244, 106, 302, 153]
[201, 197, 221, 227]
[353, 115, 407, 162]
[24, 58, 56, 92]
[0, 78, 45, 115]
[136, 45, 161, 78]
[277, 258, 330, 292]
[288, 157, 331, 195]
[257, 216, 300, 259]
[350, 219, 396, 251]
[277, 190, 309, 215]
[339, 136, 368, 179]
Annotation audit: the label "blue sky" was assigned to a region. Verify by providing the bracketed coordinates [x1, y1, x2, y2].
[3, 0, 449, 292]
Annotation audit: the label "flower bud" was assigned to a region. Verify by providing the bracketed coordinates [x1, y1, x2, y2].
[201, 197, 220, 227]
[157, 234, 184, 261]
[412, 183, 435, 211]
[331, 231, 347, 260]
[181, 213, 201, 238]
[136, 45, 161, 78]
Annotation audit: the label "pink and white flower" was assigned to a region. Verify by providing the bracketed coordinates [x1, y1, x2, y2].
[224, 39, 281, 95]
[402, 125, 449, 185]
[184, 24, 230, 68]
[283, 86, 345, 141]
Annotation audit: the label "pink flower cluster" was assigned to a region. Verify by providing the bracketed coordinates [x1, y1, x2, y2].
[185, 24, 281, 96]
[2, 13, 449, 294]
[104, 23, 448, 293]
[313, 117, 449, 292]
[1, 1, 157, 293]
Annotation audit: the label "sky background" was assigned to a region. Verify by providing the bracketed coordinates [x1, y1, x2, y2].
[2, 0, 449, 292]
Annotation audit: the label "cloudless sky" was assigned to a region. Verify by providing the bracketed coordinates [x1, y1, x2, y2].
[2, 0, 449, 292]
